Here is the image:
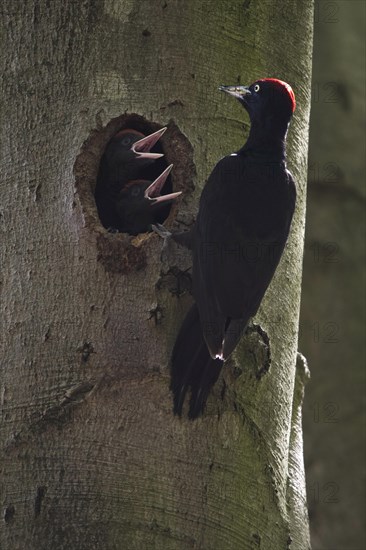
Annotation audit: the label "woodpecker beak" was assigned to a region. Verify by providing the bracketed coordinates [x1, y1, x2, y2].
[132, 127, 166, 160]
[219, 85, 252, 101]
[144, 165, 182, 204]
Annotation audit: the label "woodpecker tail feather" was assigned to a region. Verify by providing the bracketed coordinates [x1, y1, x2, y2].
[222, 317, 249, 360]
[171, 304, 224, 419]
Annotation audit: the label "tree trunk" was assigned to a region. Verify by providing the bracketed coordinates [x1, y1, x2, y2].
[1, 1, 313, 548]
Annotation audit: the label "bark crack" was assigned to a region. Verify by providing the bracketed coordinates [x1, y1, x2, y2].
[34, 486, 46, 517]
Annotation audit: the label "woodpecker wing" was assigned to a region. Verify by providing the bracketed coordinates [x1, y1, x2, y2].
[193, 154, 296, 360]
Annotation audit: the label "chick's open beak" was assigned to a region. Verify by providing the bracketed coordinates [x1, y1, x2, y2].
[132, 127, 167, 160]
[144, 164, 182, 204]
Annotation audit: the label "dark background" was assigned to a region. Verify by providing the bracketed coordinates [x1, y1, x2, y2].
[299, 1, 365, 549]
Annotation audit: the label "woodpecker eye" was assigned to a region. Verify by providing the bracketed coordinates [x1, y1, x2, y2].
[130, 186, 141, 197]
[120, 137, 132, 146]
[254, 84, 260, 93]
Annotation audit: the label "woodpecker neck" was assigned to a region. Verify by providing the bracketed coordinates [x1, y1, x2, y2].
[241, 117, 289, 161]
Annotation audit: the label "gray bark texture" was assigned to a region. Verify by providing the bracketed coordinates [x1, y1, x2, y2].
[1, 1, 313, 549]
[299, 1, 366, 548]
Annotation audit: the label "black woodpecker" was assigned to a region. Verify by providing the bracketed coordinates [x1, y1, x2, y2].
[161, 78, 297, 418]
[114, 165, 181, 235]
[95, 127, 166, 230]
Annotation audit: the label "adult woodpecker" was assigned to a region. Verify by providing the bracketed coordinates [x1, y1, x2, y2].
[95, 127, 166, 230]
[114, 165, 181, 235]
[157, 78, 297, 418]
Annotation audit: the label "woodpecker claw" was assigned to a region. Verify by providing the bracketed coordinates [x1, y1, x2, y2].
[152, 223, 173, 263]
[144, 165, 182, 204]
[107, 226, 120, 233]
[151, 223, 172, 239]
[132, 127, 167, 160]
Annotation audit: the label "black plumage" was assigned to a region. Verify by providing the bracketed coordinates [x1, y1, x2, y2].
[95, 127, 166, 230]
[170, 78, 297, 418]
[113, 166, 181, 235]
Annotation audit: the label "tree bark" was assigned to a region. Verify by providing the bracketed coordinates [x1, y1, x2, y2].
[1, 1, 313, 548]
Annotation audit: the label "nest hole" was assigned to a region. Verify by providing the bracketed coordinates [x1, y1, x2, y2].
[74, 113, 195, 274]
[95, 118, 173, 233]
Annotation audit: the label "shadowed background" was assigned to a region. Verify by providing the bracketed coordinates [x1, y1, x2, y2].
[299, 1, 365, 549]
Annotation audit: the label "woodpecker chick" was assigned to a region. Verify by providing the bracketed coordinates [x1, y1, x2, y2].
[95, 127, 167, 229]
[101, 127, 166, 184]
[114, 165, 181, 235]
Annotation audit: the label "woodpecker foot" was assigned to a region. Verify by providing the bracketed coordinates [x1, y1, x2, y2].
[107, 226, 120, 233]
[152, 223, 173, 262]
[152, 223, 172, 239]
